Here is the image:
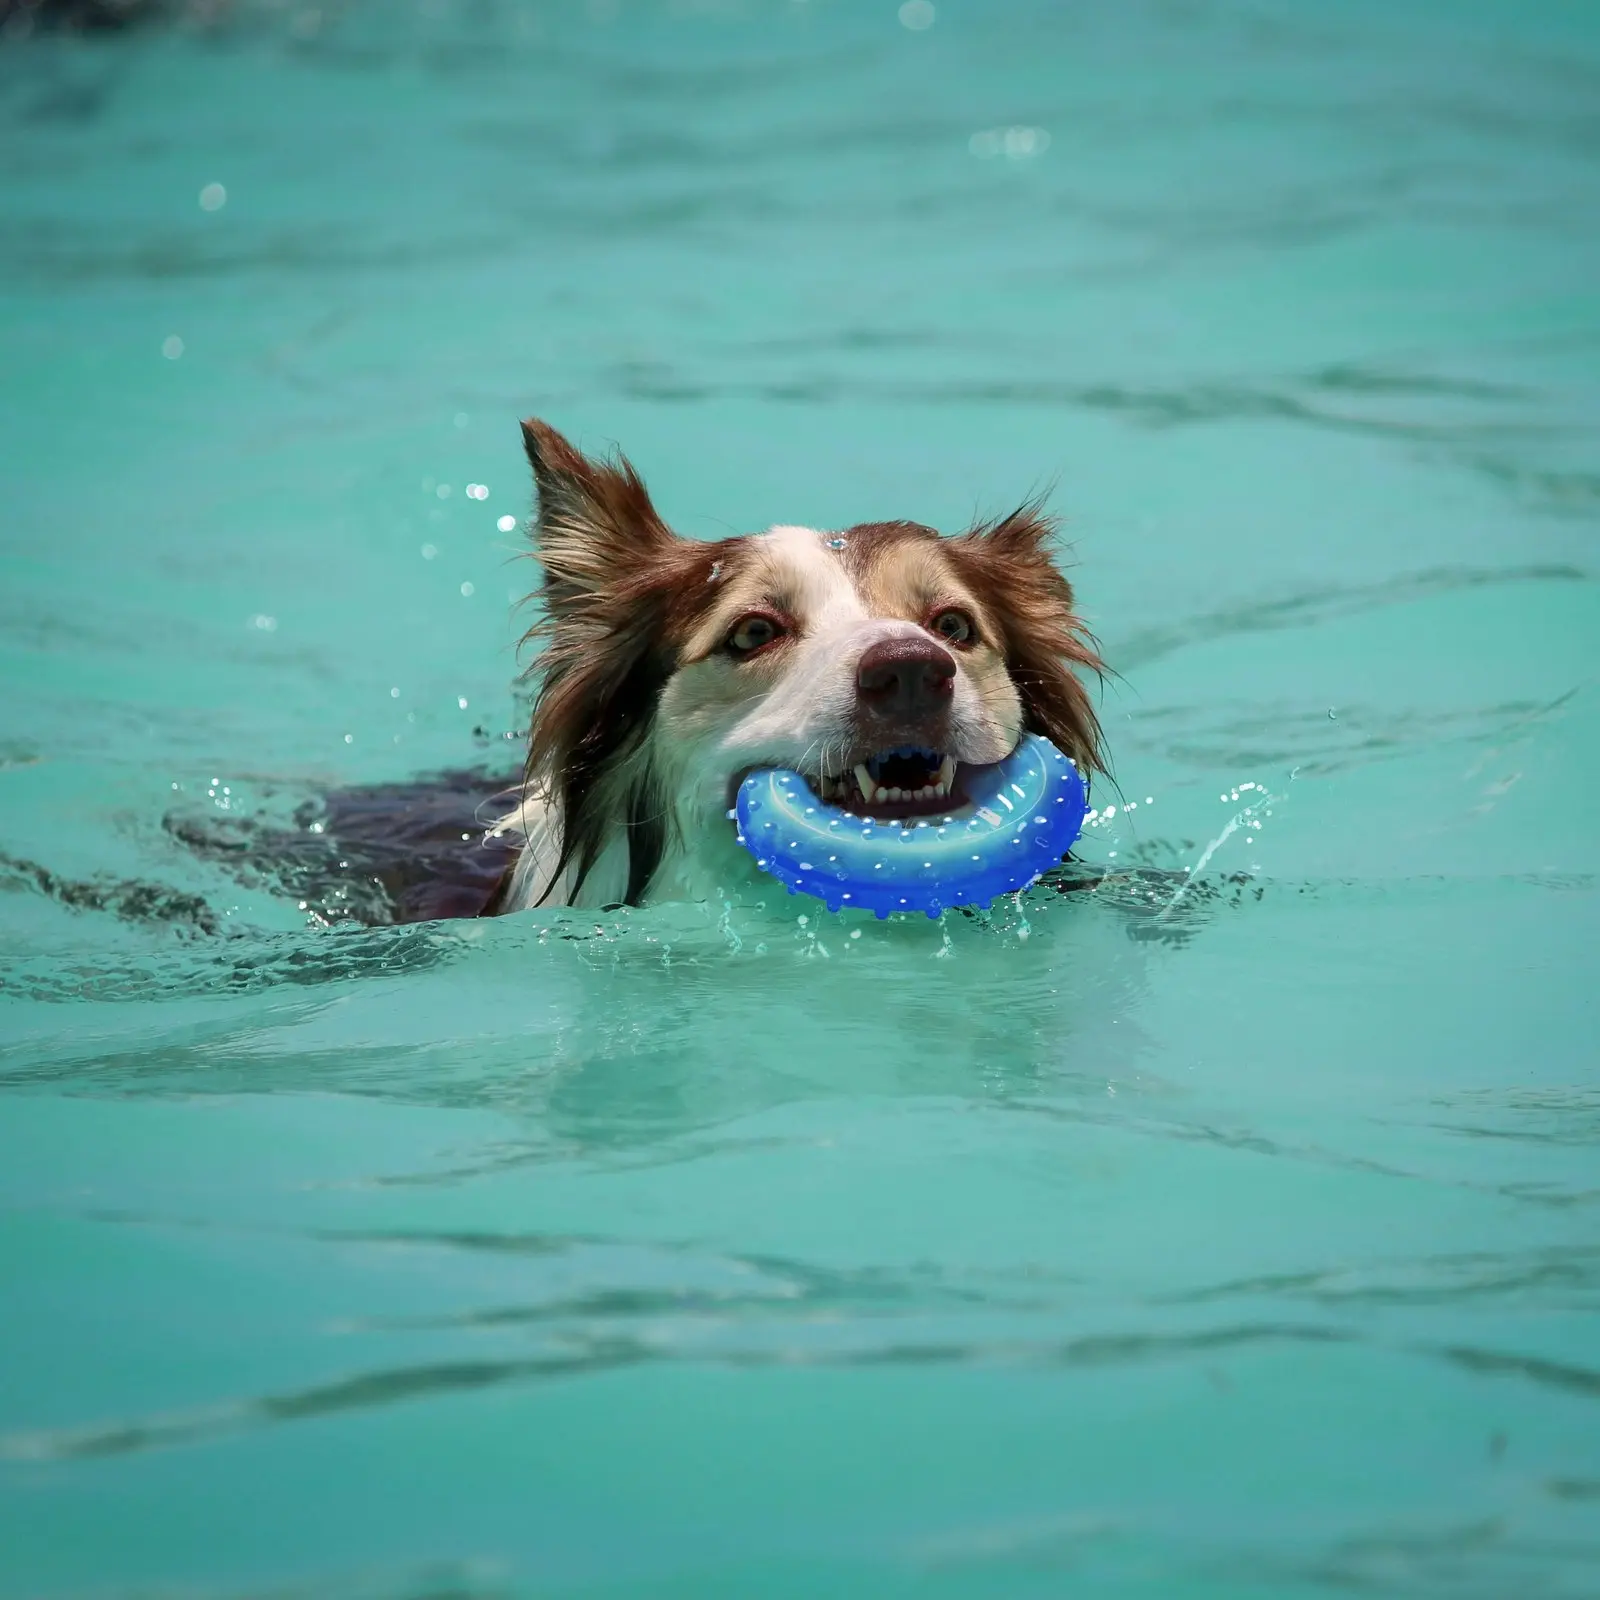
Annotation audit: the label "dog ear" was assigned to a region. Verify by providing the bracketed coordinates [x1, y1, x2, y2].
[520, 418, 682, 610]
[948, 505, 1106, 778]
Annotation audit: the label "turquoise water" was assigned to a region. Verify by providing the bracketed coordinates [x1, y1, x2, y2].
[3, 1, 1599, 1593]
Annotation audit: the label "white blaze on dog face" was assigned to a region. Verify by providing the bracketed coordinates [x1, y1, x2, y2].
[656, 523, 1024, 814]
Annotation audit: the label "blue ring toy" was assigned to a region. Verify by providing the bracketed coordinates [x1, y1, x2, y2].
[734, 734, 1088, 919]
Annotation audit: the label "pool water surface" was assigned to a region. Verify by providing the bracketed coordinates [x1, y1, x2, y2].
[1, 2, 1598, 1594]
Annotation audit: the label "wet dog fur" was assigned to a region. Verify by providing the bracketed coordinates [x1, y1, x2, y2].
[490, 420, 1105, 914]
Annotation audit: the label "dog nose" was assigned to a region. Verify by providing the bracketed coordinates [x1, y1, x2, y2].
[856, 636, 956, 718]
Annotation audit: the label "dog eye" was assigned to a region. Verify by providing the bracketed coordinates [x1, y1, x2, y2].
[931, 608, 976, 646]
[725, 614, 786, 657]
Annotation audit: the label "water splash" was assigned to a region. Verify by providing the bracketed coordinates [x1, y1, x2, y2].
[1158, 784, 1285, 923]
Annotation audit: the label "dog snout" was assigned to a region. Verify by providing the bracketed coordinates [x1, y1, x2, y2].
[855, 635, 956, 719]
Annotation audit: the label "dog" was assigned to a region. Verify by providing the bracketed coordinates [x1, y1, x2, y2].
[488, 420, 1105, 915]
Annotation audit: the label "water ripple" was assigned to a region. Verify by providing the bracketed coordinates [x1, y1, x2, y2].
[1114, 568, 1589, 671]
[0, 1321, 1350, 1465]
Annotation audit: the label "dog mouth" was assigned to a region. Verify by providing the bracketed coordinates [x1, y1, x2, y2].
[725, 746, 963, 822]
[814, 746, 958, 817]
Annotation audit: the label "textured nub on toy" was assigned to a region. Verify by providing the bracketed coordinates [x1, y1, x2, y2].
[734, 734, 1089, 919]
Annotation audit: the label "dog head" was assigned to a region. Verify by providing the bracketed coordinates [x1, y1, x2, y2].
[517, 419, 1104, 906]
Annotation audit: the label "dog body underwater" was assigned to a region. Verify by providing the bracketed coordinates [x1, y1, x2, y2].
[491, 421, 1105, 916]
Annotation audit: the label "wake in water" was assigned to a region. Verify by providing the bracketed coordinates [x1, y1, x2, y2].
[0, 761, 1264, 1009]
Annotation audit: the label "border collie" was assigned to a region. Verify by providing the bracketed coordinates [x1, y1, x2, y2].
[489, 420, 1105, 914]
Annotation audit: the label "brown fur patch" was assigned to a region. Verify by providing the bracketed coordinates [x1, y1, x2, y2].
[518, 419, 736, 903]
[836, 520, 942, 580]
[945, 505, 1106, 776]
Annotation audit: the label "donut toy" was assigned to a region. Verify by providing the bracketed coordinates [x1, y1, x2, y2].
[733, 734, 1089, 918]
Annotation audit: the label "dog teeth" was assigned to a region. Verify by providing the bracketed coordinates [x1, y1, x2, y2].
[837, 755, 959, 806]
